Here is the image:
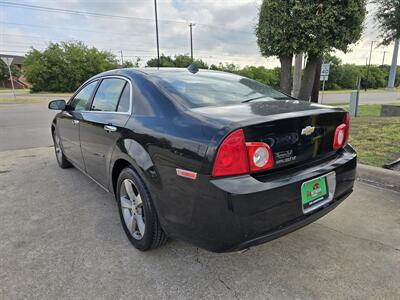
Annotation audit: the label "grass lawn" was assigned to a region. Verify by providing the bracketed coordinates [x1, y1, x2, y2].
[0, 97, 49, 104]
[340, 103, 400, 167]
[0, 88, 30, 94]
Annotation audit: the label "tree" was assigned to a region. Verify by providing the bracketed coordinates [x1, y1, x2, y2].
[146, 54, 208, 69]
[24, 41, 118, 92]
[256, 1, 300, 94]
[120, 57, 141, 68]
[374, 0, 400, 88]
[297, 1, 366, 101]
[256, 1, 366, 99]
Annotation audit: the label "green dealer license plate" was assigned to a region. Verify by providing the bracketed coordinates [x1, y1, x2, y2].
[301, 176, 328, 212]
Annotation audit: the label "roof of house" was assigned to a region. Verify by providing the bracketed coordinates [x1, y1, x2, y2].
[0, 54, 24, 65]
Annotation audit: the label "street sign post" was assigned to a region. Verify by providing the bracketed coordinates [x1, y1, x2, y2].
[0, 57, 16, 100]
[320, 63, 330, 103]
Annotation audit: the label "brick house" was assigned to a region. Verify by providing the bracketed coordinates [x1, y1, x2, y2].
[0, 54, 30, 89]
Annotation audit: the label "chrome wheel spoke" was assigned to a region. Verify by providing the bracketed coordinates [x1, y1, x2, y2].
[129, 214, 137, 234]
[133, 194, 143, 208]
[120, 196, 132, 209]
[136, 214, 145, 236]
[124, 180, 136, 200]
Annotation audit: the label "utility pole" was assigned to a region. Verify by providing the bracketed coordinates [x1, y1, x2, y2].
[189, 23, 195, 62]
[120, 50, 124, 65]
[388, 38, 399, 89]
[365, 41, 374, 91]
[382, 51, 386, 66]
[154, 0, 160, 68]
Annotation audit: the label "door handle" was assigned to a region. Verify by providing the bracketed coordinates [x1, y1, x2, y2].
[72, 119, 79, 125]
[104, 125, 117, 132]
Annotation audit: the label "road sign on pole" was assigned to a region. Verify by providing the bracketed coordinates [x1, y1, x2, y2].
[1, 57, 16, 100]
[320, 63, 330, 103]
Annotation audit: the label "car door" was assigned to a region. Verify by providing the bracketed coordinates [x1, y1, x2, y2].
[57, 80, 98, 169]
[79, 76, 132, 188]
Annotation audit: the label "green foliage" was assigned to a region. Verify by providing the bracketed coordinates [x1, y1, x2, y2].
[0, 61, 20, 81]
[304, 0, 366, 56]
[24, 41, 118, 92]
[256, 0, 366, 57]
[373, 0, 400, 45]
[146, 54, 208, 69]
[256, 1, 302, 57]
[321, 53, 397, 90]
[208, 63, 280, 88]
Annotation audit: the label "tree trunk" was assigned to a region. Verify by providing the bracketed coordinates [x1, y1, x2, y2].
[310, 57, 323, 103]
[298, 54, 321, 101]
[292, 53, 303, 98]
[279, 54, 293, 94]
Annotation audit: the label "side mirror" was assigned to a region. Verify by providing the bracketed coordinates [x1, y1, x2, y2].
[48, 99, 66, 110]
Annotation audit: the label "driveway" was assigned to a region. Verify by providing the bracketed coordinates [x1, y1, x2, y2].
[0, 147, 399, 299]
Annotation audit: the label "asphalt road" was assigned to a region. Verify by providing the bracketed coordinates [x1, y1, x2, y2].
[0, 147, 399, 299]
[322, 90, 400, 104]
[0, 103, 55, 151]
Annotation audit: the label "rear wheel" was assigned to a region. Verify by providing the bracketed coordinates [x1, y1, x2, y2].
[116, 167, 167, 251]
[52, 130, 72, 169]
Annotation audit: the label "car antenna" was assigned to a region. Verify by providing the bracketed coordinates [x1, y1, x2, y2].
[187, 64, 199, 74]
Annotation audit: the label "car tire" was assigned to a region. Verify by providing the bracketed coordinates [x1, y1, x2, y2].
[52, 130, 72, 169]
[116, 166, 167, 251]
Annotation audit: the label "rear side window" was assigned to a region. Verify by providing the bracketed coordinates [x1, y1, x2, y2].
[117, 83, 130, 112]
[91, 78, 126, 112]
[70, 81, 98, 111]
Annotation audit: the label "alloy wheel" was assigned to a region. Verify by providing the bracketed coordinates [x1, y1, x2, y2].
[54, 134, 63, 163]
[120, 179, 146, 240]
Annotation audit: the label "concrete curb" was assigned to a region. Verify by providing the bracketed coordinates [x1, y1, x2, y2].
[357, 164, 400, 192]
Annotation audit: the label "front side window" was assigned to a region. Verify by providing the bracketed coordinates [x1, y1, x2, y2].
[70, 81, 98, 111]
[91, 78, 127, 112]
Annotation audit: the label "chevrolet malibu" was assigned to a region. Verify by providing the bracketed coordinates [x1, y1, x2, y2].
[48, 67, 357, 252]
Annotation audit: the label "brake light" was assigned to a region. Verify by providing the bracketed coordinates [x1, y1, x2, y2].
[212, 129, 274, 177]
[333, 113, 350, 150]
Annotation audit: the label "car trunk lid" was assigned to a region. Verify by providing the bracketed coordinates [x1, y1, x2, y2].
[191, 99, 347, 173]
[242, 112, 346, 171]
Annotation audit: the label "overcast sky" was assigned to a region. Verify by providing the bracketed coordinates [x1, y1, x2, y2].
[0, 0, 396, 67]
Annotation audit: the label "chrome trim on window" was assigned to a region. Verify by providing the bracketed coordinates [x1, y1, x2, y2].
[76, 75, 133, 115]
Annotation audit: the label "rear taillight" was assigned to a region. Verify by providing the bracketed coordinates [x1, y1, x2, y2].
[212, 129, 274, 177]
[245, 142, 274, 172]
[212, 129, 249, 177]
[333, 113, 350, 150]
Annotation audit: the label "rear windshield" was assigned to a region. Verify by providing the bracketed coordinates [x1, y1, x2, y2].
[153, 71, 292, 108]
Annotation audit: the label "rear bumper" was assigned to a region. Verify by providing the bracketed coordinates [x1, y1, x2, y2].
[227, 190, 351, 252]
[158, 145, 357, 252]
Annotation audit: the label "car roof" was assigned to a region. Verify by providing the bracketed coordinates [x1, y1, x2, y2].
[93, 67, 241, 81]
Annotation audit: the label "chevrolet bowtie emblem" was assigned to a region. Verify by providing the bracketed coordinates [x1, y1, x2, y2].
[301, 126, 315, 136]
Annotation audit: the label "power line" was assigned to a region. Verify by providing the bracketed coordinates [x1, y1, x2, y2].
[0, 1, 254, 35]
[0, 1, 185, 24]
[0, 22, 256, 48]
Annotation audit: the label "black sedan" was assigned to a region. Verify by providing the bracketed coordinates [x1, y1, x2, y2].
[48, 67, 357, 252]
